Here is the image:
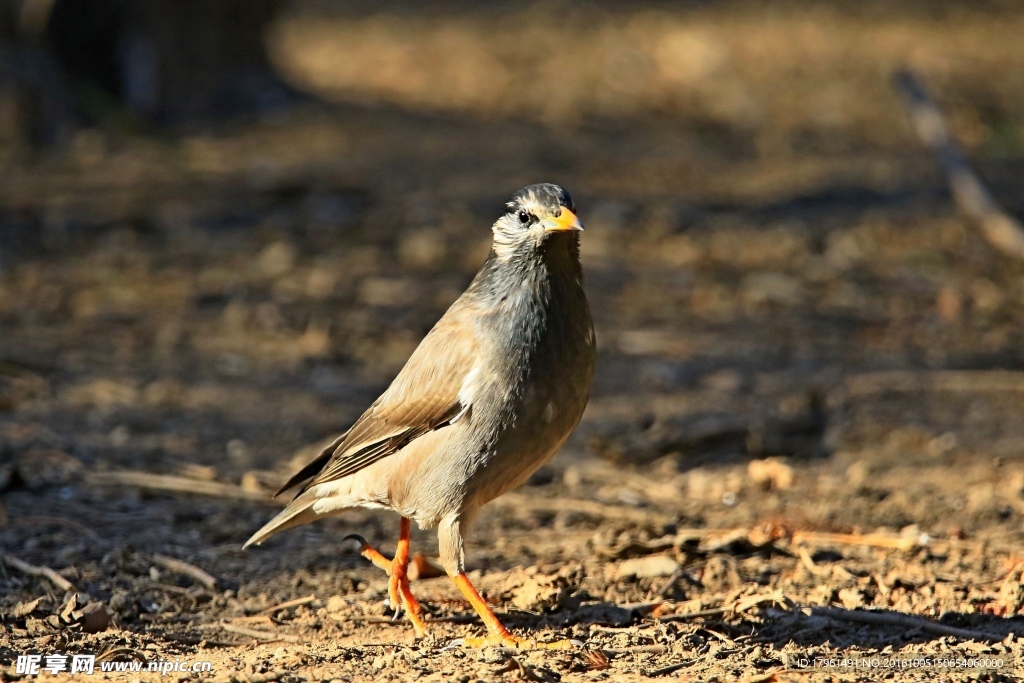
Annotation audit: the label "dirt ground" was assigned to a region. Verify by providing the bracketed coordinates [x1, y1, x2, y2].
[4, 1, 1024, 681]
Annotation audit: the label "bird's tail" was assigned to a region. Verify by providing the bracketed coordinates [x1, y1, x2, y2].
[243, 490, 337, 548]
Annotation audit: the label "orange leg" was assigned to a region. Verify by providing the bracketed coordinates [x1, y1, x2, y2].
[391, 518, 425, 632]
[345, 518, 427, 637]
[451, 572, 577, 650]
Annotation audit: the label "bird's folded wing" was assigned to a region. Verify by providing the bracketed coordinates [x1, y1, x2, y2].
[277, 312, 479, 497]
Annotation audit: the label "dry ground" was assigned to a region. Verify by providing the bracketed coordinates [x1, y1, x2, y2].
[4, 1, 1024, 681]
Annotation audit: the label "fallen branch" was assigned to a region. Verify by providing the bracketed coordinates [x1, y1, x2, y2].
[152, 554, 219, 590]
[654, 568, 685, 598]
[811, 607, 1003, 641]
[894, 69, 1024, 260]
[88, 471, 272, 503]
[644, 659, 698, 677]
[90, 469, 664, 529]
[2, 554, 75, 592]
[792, 530, 919, 552]
[90, 469, 673, 529]
[259, 594, 317, 615]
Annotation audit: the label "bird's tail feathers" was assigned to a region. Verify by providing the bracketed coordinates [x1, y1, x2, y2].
[243, 491, 338, 548]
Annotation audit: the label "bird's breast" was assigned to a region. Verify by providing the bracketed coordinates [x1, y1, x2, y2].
[457, 273, 594, 506]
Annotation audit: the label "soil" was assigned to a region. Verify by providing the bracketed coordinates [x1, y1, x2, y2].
[3, 2, 1024, 681]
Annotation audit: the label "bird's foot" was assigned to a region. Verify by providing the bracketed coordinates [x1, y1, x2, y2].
[388, 567, 428, 637]
[344, 532, 428, 638]
[452, 630, 582, 650]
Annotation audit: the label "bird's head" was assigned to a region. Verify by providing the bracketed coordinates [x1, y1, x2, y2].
[491, 183, 583, 262]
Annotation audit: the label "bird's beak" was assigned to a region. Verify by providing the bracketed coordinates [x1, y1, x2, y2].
[542, 208, 584, 233]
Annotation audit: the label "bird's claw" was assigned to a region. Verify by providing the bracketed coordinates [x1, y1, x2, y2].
[441, 638, 465, 651]
[342, 533, 369, 551]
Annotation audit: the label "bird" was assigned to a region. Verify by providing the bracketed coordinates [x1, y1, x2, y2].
[244, 183, 596, 649]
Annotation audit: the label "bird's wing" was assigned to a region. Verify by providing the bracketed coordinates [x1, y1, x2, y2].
[276, 310, 480, 497]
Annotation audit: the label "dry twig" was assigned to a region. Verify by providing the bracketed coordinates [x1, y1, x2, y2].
[644, 659, 696, 677]
[792, 530, 919, 551]
[90, 470, 667, 529]
[259, 594, 317, 615]
[894, 69, 1024, 260]
[2, 554, 75, 592]
[88, 471, 272, 502]
[152, 553, 219, 590]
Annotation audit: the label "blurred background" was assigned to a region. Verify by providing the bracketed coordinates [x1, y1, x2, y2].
[3, 0, 1024, 676]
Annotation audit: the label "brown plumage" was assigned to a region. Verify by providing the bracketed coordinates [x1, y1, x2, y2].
[245, 183, 596, 649]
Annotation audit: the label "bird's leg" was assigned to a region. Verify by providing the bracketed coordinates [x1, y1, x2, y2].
[391, 517, 426, 634]
[344, 518, 427, 637]
[451, 572, 577, 650]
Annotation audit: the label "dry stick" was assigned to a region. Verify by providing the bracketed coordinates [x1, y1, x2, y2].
[152, 553, 219, 590]
[146, 581, 194, 595]
[653, 569, 684, 599]
[259, 594, 317, 616]
[219, 623, 300, 644]
[893, 69, 1024, 260]
[88, 471, 272, 503]
[2, 554, 75, 592]
[644, 659, 697, 677]
[791, 530, 919, 552]
[811, 607, 1003, 641]
[91, 469, 663, 525]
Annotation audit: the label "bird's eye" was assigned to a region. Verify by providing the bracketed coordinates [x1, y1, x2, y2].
[517, 210, 531, 224]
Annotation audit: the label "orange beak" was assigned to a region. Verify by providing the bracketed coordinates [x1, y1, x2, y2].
[542, 207, 584, 233]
